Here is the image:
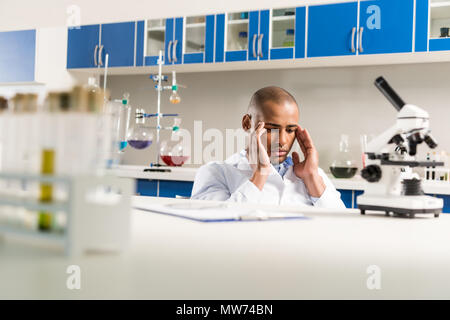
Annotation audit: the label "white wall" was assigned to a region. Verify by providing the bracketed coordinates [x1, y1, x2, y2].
[106, 62, 450, 171]
[0, 0, 351, 31]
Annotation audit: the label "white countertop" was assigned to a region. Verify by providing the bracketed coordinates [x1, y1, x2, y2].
[1, 196, 450, 299]
[113, 165, 450, 195]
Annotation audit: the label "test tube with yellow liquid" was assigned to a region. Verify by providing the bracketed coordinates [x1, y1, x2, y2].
[38, 148, 54, 231]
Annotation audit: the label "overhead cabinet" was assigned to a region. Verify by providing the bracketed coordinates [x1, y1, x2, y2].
[428, 0, 450, 51]
[308, 0, 414, 58]
[66, 1, 441, 72]
[145, 15, 215, 66]
[67, 22, 136, 69]
[0, 29, 36, 82]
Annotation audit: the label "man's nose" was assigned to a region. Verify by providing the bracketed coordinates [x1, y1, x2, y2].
[279, 129, 289, 146]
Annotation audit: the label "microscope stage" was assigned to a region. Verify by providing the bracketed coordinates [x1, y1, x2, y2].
[357, 194, 443, 218]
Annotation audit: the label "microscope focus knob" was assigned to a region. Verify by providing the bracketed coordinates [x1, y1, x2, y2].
[361, 165, 382, 183]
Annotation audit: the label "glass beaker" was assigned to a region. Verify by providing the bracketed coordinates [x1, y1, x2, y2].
[330, 134, 358, 179]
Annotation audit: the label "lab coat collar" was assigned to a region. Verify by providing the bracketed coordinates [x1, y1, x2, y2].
[226, 149, 286, 177]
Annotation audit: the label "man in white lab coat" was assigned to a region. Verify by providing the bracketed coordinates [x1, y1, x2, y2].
[191, 86, 345, 208]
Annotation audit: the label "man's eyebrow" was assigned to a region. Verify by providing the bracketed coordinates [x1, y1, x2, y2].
[264, 123, 298, 128]
[264, 123, 281, 127]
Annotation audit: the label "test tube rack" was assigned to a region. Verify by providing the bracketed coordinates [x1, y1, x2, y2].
[0, 173, 134, 257]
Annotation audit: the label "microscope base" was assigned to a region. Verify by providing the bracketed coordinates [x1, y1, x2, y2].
[357, 195, 443, 218]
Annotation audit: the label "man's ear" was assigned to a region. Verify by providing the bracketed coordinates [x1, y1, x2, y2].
[242, 114, 252, 132]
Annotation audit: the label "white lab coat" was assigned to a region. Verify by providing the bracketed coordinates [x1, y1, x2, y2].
[191, 150, 346, 208]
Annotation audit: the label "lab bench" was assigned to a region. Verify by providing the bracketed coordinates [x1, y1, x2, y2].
[114, 165, 450, 213]
[2, 196, 450, 299]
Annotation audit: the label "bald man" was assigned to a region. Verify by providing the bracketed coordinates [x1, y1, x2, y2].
[191, 86, 345, 208]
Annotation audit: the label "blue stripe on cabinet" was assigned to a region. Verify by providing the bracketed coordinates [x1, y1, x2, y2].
[174, 17, 183, 64]
[136, 20, 145, 66]
[0, 29, 36, 82]
[215, 14, 225, 62]
[225, 50, 247, 62]
[429, 38, 450, 51]
[295, 7, 306, 59]
[415, 0, 429, 52]
[248, 11, 259, 61]
[165, 18, 174, 64]
[259, 10, 270, 61]
[270, 48, 294, 60]
[184, 53, 204, 64]
[145, 56, 158, 66]
[205, 15, 215, 63]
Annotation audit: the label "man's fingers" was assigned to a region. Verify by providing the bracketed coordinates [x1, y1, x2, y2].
[296, 127, 307, 155]
[292, 152, 300, 164]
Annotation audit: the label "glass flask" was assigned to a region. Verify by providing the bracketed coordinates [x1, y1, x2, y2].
[126, 108, 153, 150]
[160, 121, 189, 166]
[330, 134, 358, 179]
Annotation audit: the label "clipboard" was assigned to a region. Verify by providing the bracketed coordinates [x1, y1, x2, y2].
[133, 202, 309, 222]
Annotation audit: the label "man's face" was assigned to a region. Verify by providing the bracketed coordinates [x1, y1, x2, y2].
[256, 101, 299, 164]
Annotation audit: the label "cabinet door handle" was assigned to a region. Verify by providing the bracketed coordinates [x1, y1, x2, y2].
[359, 27, 364, 53]
[351, 27, 356, 53]
[98, 45, 104, 66]
[252, 34, 257, 58]
[258, 34, 264, 58]
[94, 44, 99, 66]
[172, 39, 178, 63]
[167, 41, 173, 63]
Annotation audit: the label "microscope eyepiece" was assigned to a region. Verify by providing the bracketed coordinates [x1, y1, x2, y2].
[375, 77, 406, 111]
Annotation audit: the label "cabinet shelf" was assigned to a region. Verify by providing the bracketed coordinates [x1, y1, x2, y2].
[186, 23, 206, 29]
[272, 16, 295, 22]
[228, 19, 249, 25]
[147, 26, 166, 32]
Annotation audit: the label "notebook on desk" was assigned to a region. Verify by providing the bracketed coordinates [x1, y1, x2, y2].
[133, 202, 309, 222]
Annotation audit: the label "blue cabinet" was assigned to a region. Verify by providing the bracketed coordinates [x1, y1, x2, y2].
[308, 2, 358, 57]
[338, 189, 354, 209]
[183, 15, 215, 64]
[415, 0, 429, 52]
[0, 29, 36, 82]
[269, 7, 306, 60]
[308, 1, 415, 58]
[219, 10, 269, 62]
[145, 17, 183, 66]
[67, 22, 136, 69]
[100, 22, 136, 67]
[136, 179, 193, 198]
[67, 24, 100, 69]
[358, 0, 414, 55]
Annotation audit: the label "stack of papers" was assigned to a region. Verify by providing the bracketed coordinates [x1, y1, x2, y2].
[133, 202, 308, 222]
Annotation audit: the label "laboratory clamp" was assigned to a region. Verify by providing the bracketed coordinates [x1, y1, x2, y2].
[115, 50, 189, 172]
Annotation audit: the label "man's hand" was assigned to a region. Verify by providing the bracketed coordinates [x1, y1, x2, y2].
[292, 126, 325, 198]
[248, 122, 271, 190]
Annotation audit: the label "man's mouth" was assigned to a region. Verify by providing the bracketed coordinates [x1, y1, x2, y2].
[272, 150, 288, 157]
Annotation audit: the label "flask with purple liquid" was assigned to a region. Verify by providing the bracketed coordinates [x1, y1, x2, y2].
[126, 108, 153, 150]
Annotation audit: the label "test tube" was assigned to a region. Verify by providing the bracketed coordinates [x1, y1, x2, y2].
[38, 108, 57, 231]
